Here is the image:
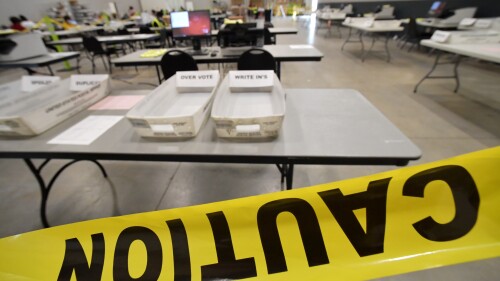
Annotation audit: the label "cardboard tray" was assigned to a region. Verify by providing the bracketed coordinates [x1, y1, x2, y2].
[211, 72, 285, 139]
[0, 75, 109, 136]
[126, 73, 219, 139]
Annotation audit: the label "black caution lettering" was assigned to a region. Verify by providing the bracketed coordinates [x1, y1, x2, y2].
[201, 211, 257, 279]
[257, 198, 329, 274]
[113, 226, 163, 281]
[57, 233, 105, 281]
[403, 165, 480, 241]
[318, 178, 391, 257]
[166, 219, 191, 281]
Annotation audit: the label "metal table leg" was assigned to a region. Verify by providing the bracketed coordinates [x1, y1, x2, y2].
[341, 28, 352, 51]
[47, 65, 54, 76]
[384, 33, 392, 62]
[155, 65, 162, 84]
[276, 163, 294, 190]
[342, 28, 364, 54]
[276, 62, 281, 79]
[414, 51, 462, 93]
[23, 159, 108, 228]
[362, 33, 375, 62]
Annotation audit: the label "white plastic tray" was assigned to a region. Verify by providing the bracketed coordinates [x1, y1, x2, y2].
[211, 72, 285, 139]
[126, 73, 219, 139]
[0, 75, 109, 136]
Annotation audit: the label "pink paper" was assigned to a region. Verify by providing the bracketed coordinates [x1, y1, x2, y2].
[480, 47, 500, 53]
[89, 95, 144, 110]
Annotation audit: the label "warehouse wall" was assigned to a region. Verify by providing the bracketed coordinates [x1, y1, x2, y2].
[317, 0, 500, 18]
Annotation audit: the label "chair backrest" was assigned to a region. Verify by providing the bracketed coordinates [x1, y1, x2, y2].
[82, 36, 105, 55]
[264, 28, 276, 45]
[160, 50, 198, 81]
[406, 18, 418, 37]
[237, 48, 276, 72]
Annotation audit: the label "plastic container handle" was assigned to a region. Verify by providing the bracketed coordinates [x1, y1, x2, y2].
[235, 124, 261, 133]
[0, 125, 13, 132]
[150, 124, 175, 133]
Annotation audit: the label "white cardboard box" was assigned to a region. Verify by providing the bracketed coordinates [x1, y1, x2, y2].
[0, 75, 110, 136]
[211, 72, 285, 139]
[126, 71, 220, 139]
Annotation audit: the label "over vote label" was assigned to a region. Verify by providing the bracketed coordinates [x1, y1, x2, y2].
[176, 70, 220, 92]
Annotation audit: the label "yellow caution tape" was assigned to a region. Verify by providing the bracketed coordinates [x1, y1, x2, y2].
[140, 49, 168, 58]
[0, 147, 499, 280]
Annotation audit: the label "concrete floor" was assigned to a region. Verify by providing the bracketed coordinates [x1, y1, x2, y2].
[0, 17, 499, 280]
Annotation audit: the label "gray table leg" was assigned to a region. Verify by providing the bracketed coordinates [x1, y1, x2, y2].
[362, 33, 375, 62]
[276, 163, 294, 190]
[23, 159, 108, 228]
[341, 28, 352, 51]
[384, 33, 391, 62]
[47, 65, 54, 76]
[276, 62, 281, 79]
[414, 51, 462, 93]
[341, 28, 364, 54]
[286, 164, 294, 190]
[359, 31, 365, 56]
[155, 65, 162, 84]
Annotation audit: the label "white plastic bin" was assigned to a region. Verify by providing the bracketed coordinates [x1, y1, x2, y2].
[126, 71, 220, 139]
[211, 71, 285, 139]
[0, 75, 110, 136]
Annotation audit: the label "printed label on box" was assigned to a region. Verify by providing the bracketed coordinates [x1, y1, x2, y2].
[176, 70, 220, 92]
[431, 30, 451, 43]
[460, 18, 476, 26]
[475, 19, 492, 28]
[21, 76, 60, 92]
[70, 75, 109, 92]
[361, 18, 375, 27]
[229, 70, 274, 92]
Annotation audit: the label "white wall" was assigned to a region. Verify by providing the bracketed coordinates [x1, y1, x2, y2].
[140, 0, 184, 11]
[139, 0, 219, 11]
[0, 0, 139, 27]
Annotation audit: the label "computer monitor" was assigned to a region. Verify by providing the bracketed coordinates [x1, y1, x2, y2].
[170, 10, 211, 55]
[428, 1, 447, 17]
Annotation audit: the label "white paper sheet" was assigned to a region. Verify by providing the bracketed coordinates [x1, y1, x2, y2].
[289, 45, 314, 49]
[48, 115, 123, 145]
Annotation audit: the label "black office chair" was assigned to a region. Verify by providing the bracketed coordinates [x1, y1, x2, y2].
[400, 18, 432, 52]
[160, 50, 198, 81]
[82, 36, 118, 74]
[237, 48, 276, 72]
[264, 28, 276, 45]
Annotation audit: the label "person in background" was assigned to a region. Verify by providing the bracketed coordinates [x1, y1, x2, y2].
[19, 15, 36, 29]
[128, 6, 136, 17]
[9, 16, 25, 31]
[60, 15, 77, 29]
